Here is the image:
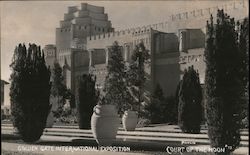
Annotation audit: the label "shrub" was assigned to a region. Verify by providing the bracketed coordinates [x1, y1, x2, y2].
[10, 44, 51, 142]
[205, 10, 243, 154]
[136, 118, 151, 128]
[178, 66, 202, 133]
[238, 18, 249, 127]
[144, 84, 178, 124]
[165, 96, 178, 124]
[144, 84, 165, 123]
[78, 74, 98, 129]
[57, 106, 77, 124]
[1, 112, 6, 120]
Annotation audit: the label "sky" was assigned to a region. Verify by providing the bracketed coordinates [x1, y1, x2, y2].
[0, 0, 246, 82]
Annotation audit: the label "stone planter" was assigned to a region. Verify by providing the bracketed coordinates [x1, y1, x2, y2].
[122, 110, 138, 131]
[91, 104, 119, 146]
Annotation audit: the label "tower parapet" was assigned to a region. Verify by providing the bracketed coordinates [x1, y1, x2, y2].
[169, 1, 247, 21]
[87, 27, 152, 41]
[87, 0, 247, 42]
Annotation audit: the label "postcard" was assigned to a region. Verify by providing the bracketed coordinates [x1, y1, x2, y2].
[1, 1, 249, 154]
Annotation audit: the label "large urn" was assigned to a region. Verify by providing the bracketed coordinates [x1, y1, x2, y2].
[91, 104, 119, 146]
[122, 110, 138, 131]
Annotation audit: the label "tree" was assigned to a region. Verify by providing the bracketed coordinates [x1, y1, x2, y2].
[238, 18, 249, 127]
[78, 74, 98, 129]
[104, 41, 132, 115]
[127, 42, 150, 115]
[50, 62, 72, 118]
[205, 10, 242, 154]
[51, 62, 67, 105]
[10, 43, 51, 142]
[178, 66, 202, 133]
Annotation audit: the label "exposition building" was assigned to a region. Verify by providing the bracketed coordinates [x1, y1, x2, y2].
[44, 1, 248, 103]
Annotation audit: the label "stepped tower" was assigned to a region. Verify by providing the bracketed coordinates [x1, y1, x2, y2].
[56, 3, 114, 51]
[52, 3, 114, 101]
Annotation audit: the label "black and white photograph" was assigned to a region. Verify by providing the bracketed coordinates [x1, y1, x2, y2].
[1, 0, 249, 154]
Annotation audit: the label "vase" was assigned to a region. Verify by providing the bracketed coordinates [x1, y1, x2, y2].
[122, 110, 138, 131]
[91, 104, 119, 146]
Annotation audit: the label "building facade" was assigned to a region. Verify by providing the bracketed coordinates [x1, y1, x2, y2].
[45, 1, 248, 102]
[1, 80, 11, 117]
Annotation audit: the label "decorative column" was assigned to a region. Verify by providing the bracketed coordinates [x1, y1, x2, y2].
[179, 30, 188, 52]
[124, 44, 129, 62]
[88, 50, 93, 67]
[105, 48, 109, 65]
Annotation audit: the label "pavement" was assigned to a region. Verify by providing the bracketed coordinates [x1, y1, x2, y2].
[1, 123, 249, 155]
